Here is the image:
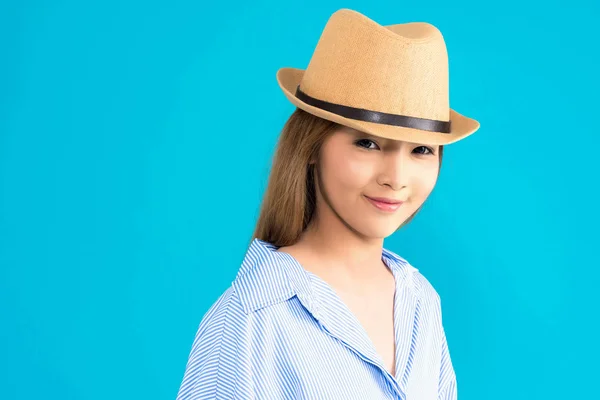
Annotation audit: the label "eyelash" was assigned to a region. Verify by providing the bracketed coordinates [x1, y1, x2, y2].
[354, 138, 436, 155]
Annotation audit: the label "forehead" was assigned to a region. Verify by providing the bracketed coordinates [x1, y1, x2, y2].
[337, 125, 380, 139]
[336, 125, 435, 147]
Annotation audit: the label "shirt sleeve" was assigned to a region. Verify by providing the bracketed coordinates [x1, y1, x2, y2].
[176, 286, 253, 400]
[437, 317, 457, 400]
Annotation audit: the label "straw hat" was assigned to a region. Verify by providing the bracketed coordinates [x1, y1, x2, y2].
[276, 8, 480, 146]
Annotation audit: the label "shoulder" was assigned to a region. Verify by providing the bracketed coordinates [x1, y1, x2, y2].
[384, 247, 442, 307]
[182, 286, 252, 374]
[193, 285, 250, 342]
[177, 286, 254, 399]
[412, 269, 442, 306]
[389, 252, 447, 339]
[231, 248, 297, 314]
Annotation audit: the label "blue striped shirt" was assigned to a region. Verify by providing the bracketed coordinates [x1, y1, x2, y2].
[176, 238, 457, 399]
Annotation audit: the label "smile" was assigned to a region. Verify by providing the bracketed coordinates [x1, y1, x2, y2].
[364, 195, 403, 212]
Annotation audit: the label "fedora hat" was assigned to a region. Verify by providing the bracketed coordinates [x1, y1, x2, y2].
[276, 8, 480, 146]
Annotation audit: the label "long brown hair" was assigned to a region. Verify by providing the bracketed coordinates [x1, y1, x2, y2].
[251, 108, 444, 248]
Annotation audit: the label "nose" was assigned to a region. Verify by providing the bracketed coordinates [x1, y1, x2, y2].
[376, 152, 413, 191]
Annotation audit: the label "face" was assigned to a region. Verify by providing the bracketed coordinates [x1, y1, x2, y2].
[312, 125, 440, 239]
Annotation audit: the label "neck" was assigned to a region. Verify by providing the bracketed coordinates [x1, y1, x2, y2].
[295, 210, 388, 286]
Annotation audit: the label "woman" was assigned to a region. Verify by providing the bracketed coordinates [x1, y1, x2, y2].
[176, 8, 479, 400]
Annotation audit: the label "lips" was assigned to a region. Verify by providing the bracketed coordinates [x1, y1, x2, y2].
[364, 195, 404, 212]
[365, 196, 404, 204]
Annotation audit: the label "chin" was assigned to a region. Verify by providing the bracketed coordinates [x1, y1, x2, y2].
[355, 224, 398, 240]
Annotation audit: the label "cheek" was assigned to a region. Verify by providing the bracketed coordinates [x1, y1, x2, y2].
[325, 153, 373, 191]
[410, 170, 438, 204]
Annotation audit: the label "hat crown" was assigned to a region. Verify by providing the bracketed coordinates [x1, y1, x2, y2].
[300, 9, 450, 121]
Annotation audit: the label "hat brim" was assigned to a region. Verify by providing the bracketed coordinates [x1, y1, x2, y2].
[276, 67, 480, 146]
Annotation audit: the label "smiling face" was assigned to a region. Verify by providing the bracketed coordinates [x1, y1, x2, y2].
[311, 125, 441, 239]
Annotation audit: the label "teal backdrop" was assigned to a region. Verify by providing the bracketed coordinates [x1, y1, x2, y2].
[1, 0, 598, 399]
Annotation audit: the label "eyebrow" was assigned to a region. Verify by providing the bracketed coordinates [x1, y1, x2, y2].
[355, 131, 439, 148]
[353, 130, 380, 140]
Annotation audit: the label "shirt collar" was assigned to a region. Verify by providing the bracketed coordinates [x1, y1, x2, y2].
[232, 237, 421, 389]
[233, 237, 418, 316]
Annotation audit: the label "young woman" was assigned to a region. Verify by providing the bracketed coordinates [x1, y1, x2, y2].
[176, 8, 479, 400]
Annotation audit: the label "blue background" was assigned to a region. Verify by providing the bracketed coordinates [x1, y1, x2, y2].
[1, 0, 598, 399]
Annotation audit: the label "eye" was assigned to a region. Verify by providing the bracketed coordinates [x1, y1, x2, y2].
[414, 146, 436, 155]
[354, 138, 380, 150]
[354, 139, 436, 155]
